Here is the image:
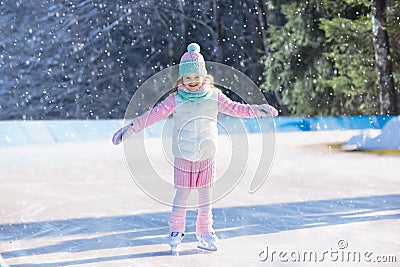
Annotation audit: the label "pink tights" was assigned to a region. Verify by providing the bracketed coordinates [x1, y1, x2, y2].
[168, 188, 214, 236]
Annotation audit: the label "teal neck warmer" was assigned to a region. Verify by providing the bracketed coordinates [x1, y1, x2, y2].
[177, 84, 212, 102]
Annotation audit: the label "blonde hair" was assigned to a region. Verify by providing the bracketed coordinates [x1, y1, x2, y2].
[171, 74, 216, 93]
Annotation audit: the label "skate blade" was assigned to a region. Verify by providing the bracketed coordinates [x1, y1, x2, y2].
[197, 243, 217, 252]
[170, 245, 180, 255]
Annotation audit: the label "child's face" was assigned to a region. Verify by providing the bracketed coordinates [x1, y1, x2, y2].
[182, 74, 204, 91]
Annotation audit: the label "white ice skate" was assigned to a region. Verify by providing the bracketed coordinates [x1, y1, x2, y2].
[168, 232, 184, 253]
[197, 232, 219, 251]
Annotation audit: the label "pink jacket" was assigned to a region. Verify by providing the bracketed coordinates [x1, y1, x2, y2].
[130, 90, 271, 132]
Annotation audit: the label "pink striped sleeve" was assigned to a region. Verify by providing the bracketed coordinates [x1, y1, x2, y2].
[218, 91, 258, 118]
[130, 93, 175, 132]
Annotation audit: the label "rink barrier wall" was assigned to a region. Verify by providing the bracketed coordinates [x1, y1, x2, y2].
[0, 115, 394, 147]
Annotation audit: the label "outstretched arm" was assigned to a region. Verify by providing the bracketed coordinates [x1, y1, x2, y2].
[218, 91, 278, 118]
[112, 93, 175, 145]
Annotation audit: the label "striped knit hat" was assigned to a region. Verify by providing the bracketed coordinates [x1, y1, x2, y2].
[179, 43, 207, 77]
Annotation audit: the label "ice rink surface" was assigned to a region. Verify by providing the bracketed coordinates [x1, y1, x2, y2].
[0, 130, 399, 266]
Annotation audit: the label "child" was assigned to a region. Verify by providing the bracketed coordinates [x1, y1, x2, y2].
[112, 43, 278, 251]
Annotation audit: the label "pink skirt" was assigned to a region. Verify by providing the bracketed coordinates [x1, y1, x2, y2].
[174, 157, 215, 188]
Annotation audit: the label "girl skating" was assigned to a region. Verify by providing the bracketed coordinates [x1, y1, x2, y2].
[112, 43, 278, 252]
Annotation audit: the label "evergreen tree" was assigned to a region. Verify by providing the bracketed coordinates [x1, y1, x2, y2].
[262, 0, 400, 116]
[262, 1, 335, 116]
[319, 0, 379, 115]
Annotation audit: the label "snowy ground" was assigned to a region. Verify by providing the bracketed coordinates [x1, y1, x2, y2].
[0, 130, 399, 267]
[343, 116, 400, 150]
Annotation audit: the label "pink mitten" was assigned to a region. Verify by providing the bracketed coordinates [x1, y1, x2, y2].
[112, 123, 136, 145]
[255, 104, 279, 117]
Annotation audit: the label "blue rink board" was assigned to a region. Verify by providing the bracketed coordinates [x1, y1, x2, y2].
[0, 115, 395, 147]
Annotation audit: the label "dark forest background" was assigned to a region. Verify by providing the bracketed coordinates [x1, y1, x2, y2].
[0, 0, 399, 120]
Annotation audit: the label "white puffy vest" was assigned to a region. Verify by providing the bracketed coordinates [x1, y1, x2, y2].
[172, 90, 219, 161]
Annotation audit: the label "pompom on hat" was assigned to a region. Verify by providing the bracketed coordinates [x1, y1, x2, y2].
[179, 43, 207, 77]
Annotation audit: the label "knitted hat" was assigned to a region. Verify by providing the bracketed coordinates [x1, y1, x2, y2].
[179, 43, 207, 77]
